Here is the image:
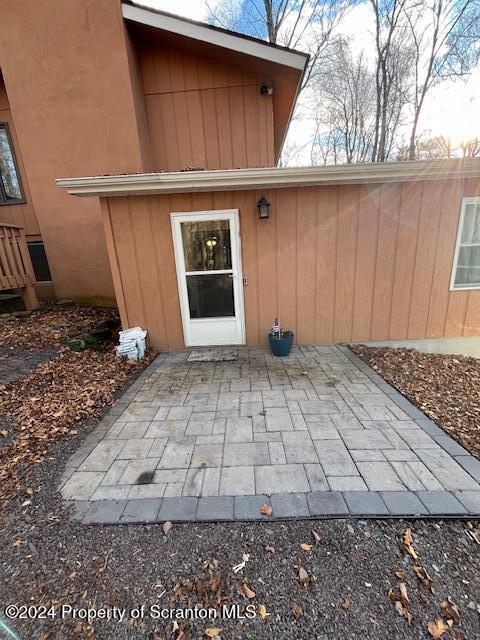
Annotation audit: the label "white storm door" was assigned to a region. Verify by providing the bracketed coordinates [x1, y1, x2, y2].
[171, 209, 246, 347]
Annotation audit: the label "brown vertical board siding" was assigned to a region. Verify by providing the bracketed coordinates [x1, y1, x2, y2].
[215, 87, 234, 168]
[429, 180, 468, 337]
[407, 181, 444, 338]
[138, 40, 274, 171]
[464, 293, 480, 336]
[276, 188, 297, 334]
[129, 197, 167, 349]
[256, 190, 278, 340]
[212, 64, 234, 169]
[108, 198, 145, 330]
[229, 85, 248, 168]
[352, 185, 381, 341]
[100, 199, 128, 328]
[243, 85, 261, 168]
[425, 178, 463, 336]
[315, 186, 338, 343]
[161, 93, 182, 171]
[151, 195, 184, 349]
[371, 183, 401, 340]
[172, 92, 193, 167]
[334, 185, 359, 342]
[389, 181, 422, 339]
[296, 188, 317, 344]
[105, 178, 480, 351]
[145, 95, 168, 171]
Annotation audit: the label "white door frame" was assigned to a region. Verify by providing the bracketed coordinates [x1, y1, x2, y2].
[170, 209, 246, 347]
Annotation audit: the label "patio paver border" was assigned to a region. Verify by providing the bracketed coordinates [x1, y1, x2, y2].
[61, 346, 480, 523]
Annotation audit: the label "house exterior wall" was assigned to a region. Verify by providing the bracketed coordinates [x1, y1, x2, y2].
[0, 77, 40, 237]
[137, 38, 275, 171]
[102, 177, 480, 351]
[0, 0, 150, 302]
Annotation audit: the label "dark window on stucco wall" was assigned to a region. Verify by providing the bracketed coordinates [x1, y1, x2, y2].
[27, 241, 52, 282]
[0, 122, 24, 204]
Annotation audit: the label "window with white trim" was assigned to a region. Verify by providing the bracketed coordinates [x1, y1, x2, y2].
[451, 197, 480, 290]
[0, 123, 23, 204]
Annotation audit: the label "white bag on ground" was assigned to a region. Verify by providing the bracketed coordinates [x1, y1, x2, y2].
[116, 326, 147, 360]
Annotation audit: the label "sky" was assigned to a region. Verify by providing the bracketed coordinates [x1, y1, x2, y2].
[133, 0, 480, 165]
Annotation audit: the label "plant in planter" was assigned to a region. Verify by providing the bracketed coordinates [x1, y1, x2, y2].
[268, 318, 294, 357]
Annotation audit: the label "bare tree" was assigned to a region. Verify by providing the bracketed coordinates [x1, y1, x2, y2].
[311, 38, 377, 164]
[460, 137, 480, 157]
[405, 0, 480, 159]
[207, 0, 351, 90]
[397, 133, 480, 158]
[369, 0, 415, 161]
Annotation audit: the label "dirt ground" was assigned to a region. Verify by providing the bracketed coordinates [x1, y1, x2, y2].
[1, 443, 479, 640]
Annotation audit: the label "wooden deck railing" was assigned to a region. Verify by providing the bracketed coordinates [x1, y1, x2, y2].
[0, 223, 39, 309]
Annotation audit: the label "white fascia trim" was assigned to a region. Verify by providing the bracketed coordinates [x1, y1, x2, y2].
[122, 3, 307, 70]
[56, 159, 480, 198]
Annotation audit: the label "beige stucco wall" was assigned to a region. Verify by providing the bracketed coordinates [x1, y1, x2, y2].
[0, 0, 149, 302]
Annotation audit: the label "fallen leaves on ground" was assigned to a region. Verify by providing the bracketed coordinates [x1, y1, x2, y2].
[341, 596, 350, 610]
[413, 564, 433, 590]
[163, 521, 173, 536]
[440, 598, 460, 625]
[300, 543, 312, 551]
[241, 584, 255, 599]
[298, 567, 310, 587]
[204, 629, 221, 638]
[388, 582, 413, 625]
[291, 602, 303, 619]
[257, 604, 269, 619]
[0, 305, 118, 350]
[311, 530, 321, 546]
[465, 522, 480, 544]
[400, 528, 418, 560]
[0, 347, 148, 503]
[428, 617, 447, 639]
[260, 504, 272, 516]
[350, 345, 480, 458]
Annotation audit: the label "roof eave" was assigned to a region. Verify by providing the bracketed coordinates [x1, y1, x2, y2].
[122, 2, 308, 70]
[56, 159, 480, 198]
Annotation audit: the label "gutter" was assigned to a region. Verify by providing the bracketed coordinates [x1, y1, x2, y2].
[56, 159, 480, 198]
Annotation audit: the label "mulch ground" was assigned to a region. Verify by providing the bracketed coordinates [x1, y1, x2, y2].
[0, 305, 151, 503]
[350, 345, 480, 459]
[0, 311, 479, 639]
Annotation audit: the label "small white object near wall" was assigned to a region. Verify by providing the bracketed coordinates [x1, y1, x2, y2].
[116, 326, 147, 360]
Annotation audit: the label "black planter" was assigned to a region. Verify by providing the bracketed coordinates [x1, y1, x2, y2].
[268, 331, 294, 357]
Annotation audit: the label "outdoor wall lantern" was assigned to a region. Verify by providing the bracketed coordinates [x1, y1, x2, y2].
[257, 197, 270, 219]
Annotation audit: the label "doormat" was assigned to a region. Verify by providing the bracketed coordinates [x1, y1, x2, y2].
[187, 349, 239, 362]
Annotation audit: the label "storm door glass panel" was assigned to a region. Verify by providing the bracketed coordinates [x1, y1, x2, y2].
[186, 274, 235, 318]
[181, 218, 235, 319]
[181, 220, 232, 271]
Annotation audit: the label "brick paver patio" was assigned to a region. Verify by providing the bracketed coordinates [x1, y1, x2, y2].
[61, 345, 480, 522]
